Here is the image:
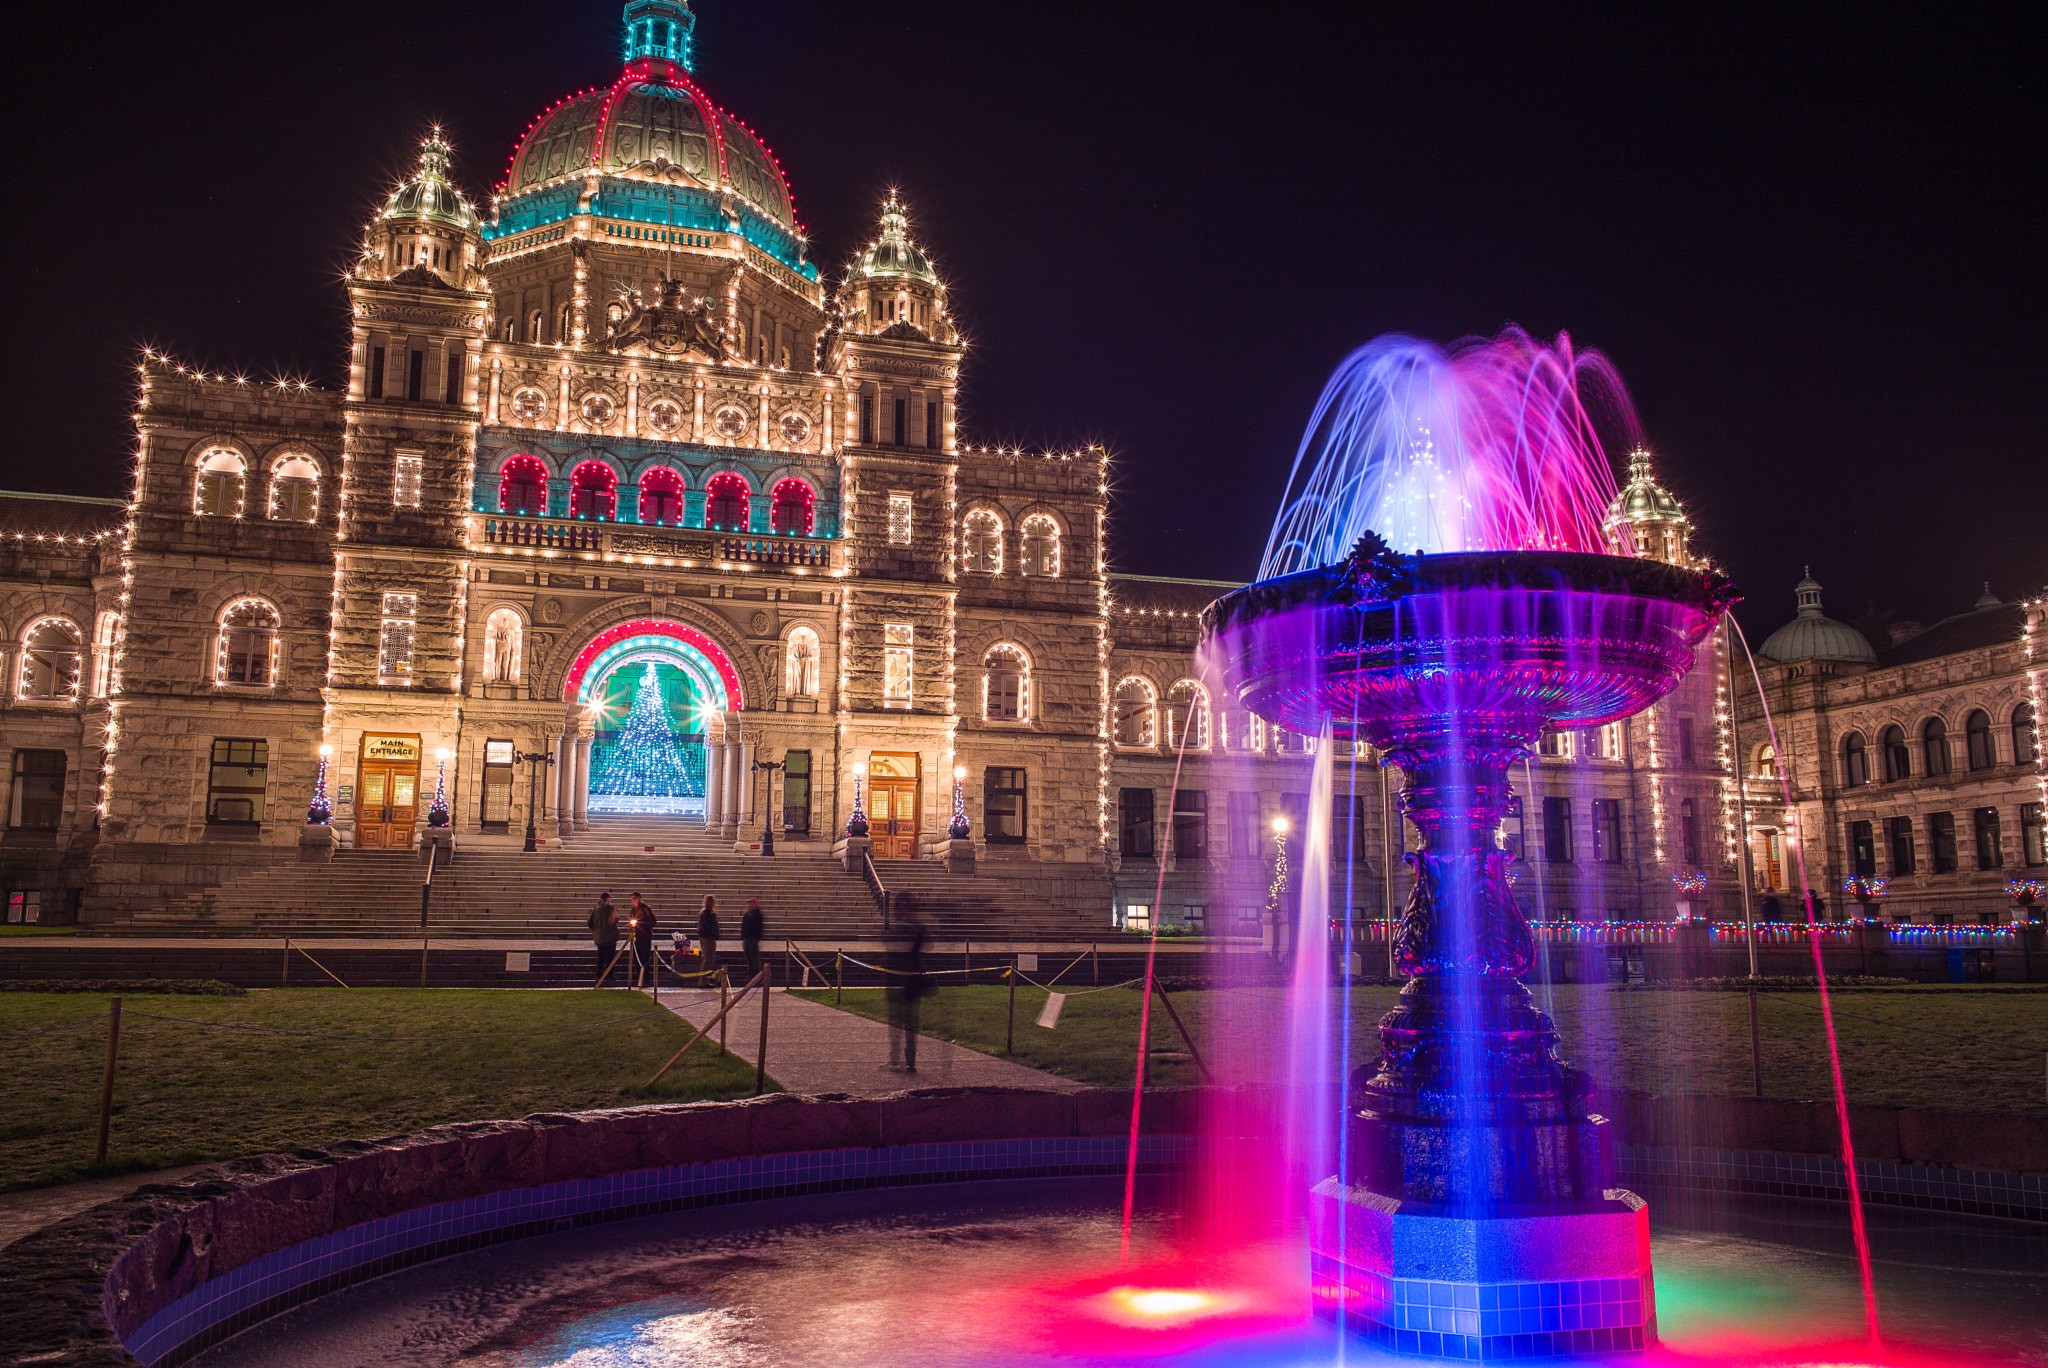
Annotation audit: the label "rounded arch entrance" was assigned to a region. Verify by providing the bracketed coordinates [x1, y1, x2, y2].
[564, 620, 746, 816]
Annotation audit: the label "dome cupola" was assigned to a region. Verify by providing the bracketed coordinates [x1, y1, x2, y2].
[361, 128, 485, 289]
[840, 194, 954, 341]
[1603, 447, 1692, 565]
[1756, 569, 1878, 668]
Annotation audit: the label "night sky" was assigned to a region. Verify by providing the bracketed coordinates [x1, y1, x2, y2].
[4, 1, 2039, 640]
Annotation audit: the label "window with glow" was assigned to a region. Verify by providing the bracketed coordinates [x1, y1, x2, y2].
[769, 478, 816, 536]
[1922, 717, 1951, 776]
[1597, 723, 1623, 760]
[1166, 679, 1210, 750]
[1539, 728, 1575, 760]
[1020, 515, 1060, 577]
[1756, 743, 1777, 778]
[886, 493, 912, 545]
[882, 623, 913, 708]
[378, 593, 418, 684]
[194, 448, 246, 517]
[268, 454, 320, 521]
[206, 738, 268, 825]
[393, 453, 423, 509]
[1880, 725, 1909, 783]
[984, 644, 1029, 721]
[1114, 677, 1157, 747]
[217, 599, 280, 686]
[638, 467, 684, 525]
[90, 611, 119, 697]
[784, 626, 820, 698]
[569, 461, 617, 521]
[482, 607, 523, 684]
[498, 455, 548, 515]
[1843, 732, 1869, 786]
[2017, 703, 2040, 765]
[18, 618, 81, 700]
[962, 510, 1003, 574]
[1235, 710, 1265, 753]
[2022, 802, 2046, 867]
[8, 750, 66, 830]
[706, 472, 750, 530]
[1966, 709, 1995, 770]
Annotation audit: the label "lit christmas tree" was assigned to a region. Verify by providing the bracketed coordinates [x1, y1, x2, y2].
[590, 663, 702, 809]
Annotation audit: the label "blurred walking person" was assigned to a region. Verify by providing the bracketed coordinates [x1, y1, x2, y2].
[697, 895, 722, 986]
[888, 893, 929, 1073]
[588, 891, 620, 988]
[742, 898, 766, 983]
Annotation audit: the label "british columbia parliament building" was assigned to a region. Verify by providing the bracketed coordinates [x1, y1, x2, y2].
[3, 1, 2039, 930]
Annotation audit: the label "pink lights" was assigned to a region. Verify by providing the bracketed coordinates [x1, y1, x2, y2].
[563, 619, 742, 706]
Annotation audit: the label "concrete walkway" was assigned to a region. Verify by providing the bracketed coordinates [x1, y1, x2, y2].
[648, 985, 1087, 1097]
[0, 1163, 212, 1250]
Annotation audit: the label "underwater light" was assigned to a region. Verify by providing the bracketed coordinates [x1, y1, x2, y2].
[1119, 1289, 1211, 1317]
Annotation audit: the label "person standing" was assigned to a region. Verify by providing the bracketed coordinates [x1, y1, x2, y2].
[588, 892, 620, 988]
[629, 893, 658, 988]
[697, 895, 721, 986]
[741, 899, 766, 983]
[888, 895, 929, 1073]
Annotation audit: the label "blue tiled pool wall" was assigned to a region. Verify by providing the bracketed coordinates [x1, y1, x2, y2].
[122, 1135, 1198, 1368]
[1311, 1252, 1653, 1361]
[1617, 1144, 2044, 1222]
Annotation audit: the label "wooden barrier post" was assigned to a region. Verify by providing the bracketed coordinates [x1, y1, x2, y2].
[836, 949, 843, 1004]
[1092, 943, 1099, 986]
[964, 939, 971, 977]
[644, 969, 766, 1088]
[420, 937, 428, 988]
[281, 937, 289, 988]
[95, 997, 122, 1163]
[754, 963, 772, 1096]
[719, 975, 728, 1054]
[785, 939, 792, 987]
[1007, 957, 1017, 1054]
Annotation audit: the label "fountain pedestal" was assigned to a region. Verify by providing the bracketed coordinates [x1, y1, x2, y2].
[1203, 542, 1734, 1362]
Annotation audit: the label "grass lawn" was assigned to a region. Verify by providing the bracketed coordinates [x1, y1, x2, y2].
[0, 989, 768, 1191]
[0, 926, 78, 937]
[792, 983, 2048, 1115]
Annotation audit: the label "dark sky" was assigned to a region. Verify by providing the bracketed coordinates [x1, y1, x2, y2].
[5, 1, 2040, 639]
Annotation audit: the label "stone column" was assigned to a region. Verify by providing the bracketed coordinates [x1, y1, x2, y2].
[704, 739, 726, 833]
[555, 731, 575, 839]
[737, 735, 755, 837]
[573, 736, 592, 831]
[721, 722, 742, 839]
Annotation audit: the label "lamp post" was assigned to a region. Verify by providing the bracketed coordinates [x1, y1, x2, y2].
[518, 745, 555, 852]
[751, 756, 787, 855]
[307, 743, 333, 825]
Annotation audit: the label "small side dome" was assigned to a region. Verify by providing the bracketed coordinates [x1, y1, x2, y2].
[382, 129, 480, 233]
[853, 194, 938, 284]
[1602, 448, 1692, 566]
[1757, 568, 1877, 666]
[1974, 583, 2002, 611]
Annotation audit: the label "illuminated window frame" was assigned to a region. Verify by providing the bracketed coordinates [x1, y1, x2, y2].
[215, 598, 281, 688]
[378, 593, 419, 685]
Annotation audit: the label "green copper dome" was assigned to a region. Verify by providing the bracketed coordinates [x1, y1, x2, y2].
[1757, 570, 1877, 665]
[382, 130, 481, 233]
[853, 195, 938, 284]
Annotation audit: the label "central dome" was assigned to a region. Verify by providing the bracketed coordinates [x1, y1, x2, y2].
[500, 61, 798, 233]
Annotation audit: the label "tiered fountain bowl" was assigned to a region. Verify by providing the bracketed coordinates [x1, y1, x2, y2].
[1201, 536, 1737, 1361]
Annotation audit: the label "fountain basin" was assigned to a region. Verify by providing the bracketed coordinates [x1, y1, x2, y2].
[1310, 1180, 1654, 1360]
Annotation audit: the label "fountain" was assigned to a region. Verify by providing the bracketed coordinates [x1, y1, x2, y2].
[1200, 329, 1737, 1359]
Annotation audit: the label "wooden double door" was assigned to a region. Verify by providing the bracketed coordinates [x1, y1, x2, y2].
[867, 752, 920, 860]
[357, 733, 421, 850]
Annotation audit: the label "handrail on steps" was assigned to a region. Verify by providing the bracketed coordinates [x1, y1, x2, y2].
[860, 847, 890, 929]
[419, 841, 437, 928]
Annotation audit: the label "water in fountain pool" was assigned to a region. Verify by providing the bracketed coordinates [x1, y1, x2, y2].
[188, 1177, 2043, 1367]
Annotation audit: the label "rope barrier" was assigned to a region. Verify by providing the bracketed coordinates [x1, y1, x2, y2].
[0, 1011, 112, 1044]
[117, 1008, 677, 1043]
[1010, 970, 1145, 997]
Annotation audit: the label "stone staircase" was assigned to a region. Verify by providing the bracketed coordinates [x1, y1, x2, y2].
[96, 816, 1125, 943]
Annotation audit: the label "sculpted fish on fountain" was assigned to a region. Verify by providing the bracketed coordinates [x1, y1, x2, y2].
[1199, 331, 1738, 1359]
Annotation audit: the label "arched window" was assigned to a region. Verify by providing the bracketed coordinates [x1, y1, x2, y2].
[555, 301, 571, 343]
[1756, 743, 1777, 779]
[482, 607, 523, 685]
[784, 626, 820, 698]
[216, 599, 280, 686]
[526, 309, 543, 344]
[769, 478, 816, 536]
[1020, 514, 1061, 577]
[568, 461, 616, 520]
[498, 455, 548, 515]
[1166, 679, 1210, 750]
[1679, 797, 1700, 865]
[2015, 702, 2039, 765]
[1965, 709, 1995, 770]
[962, 509, 1003, 574]
[705, 472, 750, 530]
[984, 643, 1029, 721]
[90, 610, 119, 697]
[1114, 676, 1156, 747]
[1921, 717, 1950, 777]
[18, 617, 82, 700]
[638, 467, 684, 525]
[193, 447, 246, 517]
[1843, 733, 1869, 787]
[1880, 725, 1909, 783]
[267, 454, 320, 521]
